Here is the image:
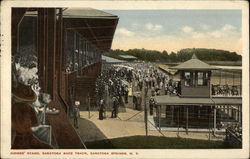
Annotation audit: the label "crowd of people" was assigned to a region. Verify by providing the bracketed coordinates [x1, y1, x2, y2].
[227, 123, 242, 139]
[95, 62, 181, 120]
[95, 64, 133, 120]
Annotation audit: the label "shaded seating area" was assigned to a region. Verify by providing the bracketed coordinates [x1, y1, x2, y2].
[211, 84, 241, 97]
[153, 95, 242, 134]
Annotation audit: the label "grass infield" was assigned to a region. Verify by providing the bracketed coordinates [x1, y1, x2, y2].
[85, 135, 230, 149]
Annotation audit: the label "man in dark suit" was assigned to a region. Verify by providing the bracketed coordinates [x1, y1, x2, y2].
[73, 101, 80, 128]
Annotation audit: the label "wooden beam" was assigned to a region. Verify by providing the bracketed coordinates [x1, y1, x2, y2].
[84, 20, 99, 47]
[11, 8, 27, 56]
[47, 8, 57, 99]
[81, 35, 115, 40]
[66, 25, 116, 30]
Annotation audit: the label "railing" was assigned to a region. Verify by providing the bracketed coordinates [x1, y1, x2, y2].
[211, 84, 241, 97]
[225, 127, 242, 148]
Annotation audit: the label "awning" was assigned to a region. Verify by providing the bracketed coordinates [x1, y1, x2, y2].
[63, 8, 119, 52]
[119, 55, 137, 59]
[211, 98, 242, 105]
[102, 55, 125, 63]
[214, 66, 242, 70]
[154, 95, 242, 106]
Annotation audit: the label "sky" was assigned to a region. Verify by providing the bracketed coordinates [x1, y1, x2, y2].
[104, 10, 242, 54]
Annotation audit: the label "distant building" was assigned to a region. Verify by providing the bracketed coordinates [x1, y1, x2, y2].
[102, 55, 125, 64]
[102, 55, 125, 70]
[119, 55, 137, 61]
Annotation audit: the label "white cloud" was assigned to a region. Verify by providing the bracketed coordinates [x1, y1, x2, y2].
[132, 23, 139, 29]
[191, 32, 206, 39]
[221, 24, 236, 32]
[180, 24, 239, 39]
[210, 31, 222, 38]
[116, 28, 135, 37]
[200, 24, 211, 30]
[181, 26, 193, 33]
[181, 26, 205, 39]
[209, 24, 237, 38]
[145, 23, 163, 31]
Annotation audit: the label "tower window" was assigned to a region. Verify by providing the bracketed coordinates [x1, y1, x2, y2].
[197, 72, 209, 86]
[184, 72, 192, 86]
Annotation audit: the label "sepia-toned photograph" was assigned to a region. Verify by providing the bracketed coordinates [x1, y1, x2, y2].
[1, 1, 249, 159]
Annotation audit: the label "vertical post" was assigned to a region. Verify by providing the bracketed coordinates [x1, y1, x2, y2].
[158, 105, 161, 132]
[220, 106, 222, 123]
[88, 93, 90, 119]
[186, 106, 189, 134]
[219, 70, 222, 85]
[43, 104, 46, 125]
[73, 32, 76, 71]
[47, 8, 57, 99]
[208, 106, 211, 140]
[227, 106, 230, 121]
[235, 106, 238, 122]
[214, 106, 217, 134]
[49, 125, 52, 145]
[232, 72, 234, 86]
[77, 35, 80, 69]
[177, 106, 180, 137]
[106, 86, 109, 118]
[237, 105, 240, 122]
[171, 106, 174, 125]
[57, 8, 63, 95]
[239, 105, 242, 125]
[240, 72, 242, 96]
[144, 91, 148, 136]
[225, 71, 227, 85]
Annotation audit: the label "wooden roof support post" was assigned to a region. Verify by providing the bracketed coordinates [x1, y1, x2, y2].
[37, 8, 46, 92]
[239, 105, 242, 125]
[237, 105, 240, 122]
[57, 8, 64, 94]
[73, 31, 76, 71]
[158, 105, 161, 132]
[240, 72, 242, 96]
[171, 106, 174, 126]
[144, 89, 148, 136]
[225, 71, 227, 85]
[177, 106, 180, 137]
[186, 106, 189, 135]
[233, 72, 235, 86]
[219, 70, 222, 85]
[214, 106, 217, 134]
[11, 8, 26, 56]
[208, 106, 211, 140]
[47, 8, 57, 99]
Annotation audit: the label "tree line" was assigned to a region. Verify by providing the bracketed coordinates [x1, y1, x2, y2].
[104, 48, 242, 63]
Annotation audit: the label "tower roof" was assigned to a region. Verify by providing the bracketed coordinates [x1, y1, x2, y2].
[171, 53, 218, 70]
